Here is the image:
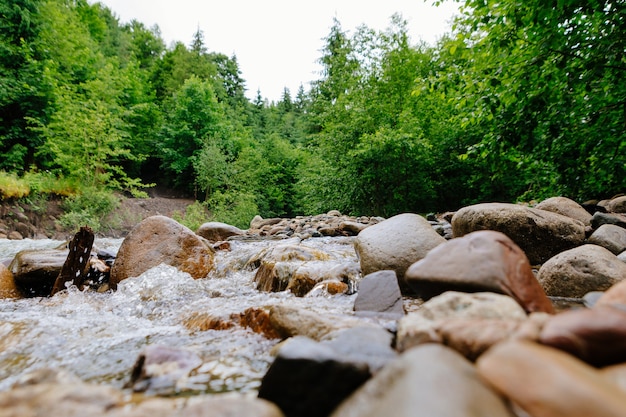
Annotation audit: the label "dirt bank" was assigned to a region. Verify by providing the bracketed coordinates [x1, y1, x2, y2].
[0, 195, 197, 241]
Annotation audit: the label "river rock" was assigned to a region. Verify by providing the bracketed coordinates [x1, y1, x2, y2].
[588, 224, 626, 254]
[477, 340, 626, 417]
[535, 196, 593, 225]
[258, 335, 371, 417]
[0, 378, 124, 417]
[0, 263, 21, 298]
[110, 215, 215, 289]
[537, 244, 626, 297]
[405, 230, 553, 313]
[9, 248, 69, 296]
[196, 221, 244, 242]
[538, 305, 626, 367]
[250, 215, 283, 230]
[451, 203, 586, 265]
[396, 291, 526, 352]
[607, 195, 626, 213]
[602, 363, 626, 393]
[591, 211, 626, 229]
[354, 270, 404, 318]
[125, 345, 203, 395]
[330, 344, 515, 417]
[110, 396, 285, 417]
[268, 304, 374, 341]
[354, 213, 445, 294]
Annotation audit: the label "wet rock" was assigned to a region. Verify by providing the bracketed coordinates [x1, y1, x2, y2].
[268, 304, 375, 341]
[537, 244, 626, 298]
[591, 211, 626, 229]
[250, 215, 283, 230]
[254, 261, 295, 292]
[477, 340, 626, 417]
[196, 221, 244, 242]
[354, 270, 404, 318]
[125, 345, 203, 395]
[587, 224, 626, 254]
[354, 213, 445, 294]
[238, 307, 282, 339]
[539, 305, 626, 367]
[9, 248, 69, 296]
[535, 196, 593, 225]
[246, 244, 330, 269]
[405, 230, 554, 313]
[258, 335, 371, 417]
[330, 344, 515, 417]
[0, 263, 21, 299]
[183, 312, 236, 331]
[7, 230, 23, 240]
[607, 195, 626, 213]
[0, 377, 123, 417]
[396, 291, 526, 352]
[307, 279, 349, 296]
[451, 203, 586, 265]
[110, 215, 214, 289]
[339, 221, 368, 235]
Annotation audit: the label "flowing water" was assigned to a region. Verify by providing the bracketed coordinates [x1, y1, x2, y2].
[0, 236, 360, 394]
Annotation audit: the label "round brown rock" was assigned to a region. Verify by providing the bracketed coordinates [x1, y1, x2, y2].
[354, 213, 445, 294]
[110, 215, 214, 289]
[451, 203, 586, 265]
[196, 221, 243, 242]
[537, 244, 626, 298]
[535, 196, 592, 225]
[0, 263, 21, 298]
[404, 230, 554, 313]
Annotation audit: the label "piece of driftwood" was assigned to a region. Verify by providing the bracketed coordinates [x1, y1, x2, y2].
[50, 226, 95, 296]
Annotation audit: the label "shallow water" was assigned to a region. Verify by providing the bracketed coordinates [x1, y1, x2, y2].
[0, 236, 360, 393]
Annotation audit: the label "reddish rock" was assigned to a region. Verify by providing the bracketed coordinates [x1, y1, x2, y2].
[0, 263, 21, 299]
[477, 340, 626, 417]
[597, 280, 626, 306]
[539, 305, 626, 366]
[238, 307, 281, 339]
[404, 230, 554, 313]
[183, 312, 235, 331]
[451, 203, 586, 265]
[110, 216, 214, 289]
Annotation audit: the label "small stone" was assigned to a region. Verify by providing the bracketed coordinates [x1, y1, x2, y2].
[354, 270, 404, 317]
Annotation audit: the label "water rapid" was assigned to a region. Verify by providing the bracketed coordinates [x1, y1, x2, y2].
[0, 236, 360, 393]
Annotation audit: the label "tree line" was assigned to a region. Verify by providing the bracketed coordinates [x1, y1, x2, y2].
[1, 0, 624, 228]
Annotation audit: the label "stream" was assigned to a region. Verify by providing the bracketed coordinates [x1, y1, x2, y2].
[0, 236, 360, 394]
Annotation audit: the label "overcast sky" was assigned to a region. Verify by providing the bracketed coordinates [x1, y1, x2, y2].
[93, 0, 459, 102]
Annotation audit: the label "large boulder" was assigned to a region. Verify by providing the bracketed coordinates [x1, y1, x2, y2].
[535, 196, 593, 225]
[477, 340, 626, 417]
[330, 344, 516, 417]
[354, 213, 445, 294]
[537, 244, 626, 298]
[110, 215, 214, 289]
[404, 230, 553, 313]
[451, 203, 586, 265]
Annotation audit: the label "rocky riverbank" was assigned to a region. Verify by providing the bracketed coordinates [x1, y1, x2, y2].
[0, 194, 626, 416]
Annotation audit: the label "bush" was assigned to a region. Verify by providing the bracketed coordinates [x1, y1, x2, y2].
[0, 172, 30, 199]
[172, 201, 210, 231]
[58, 188, 120, 233]
[207, 190, 258, 229]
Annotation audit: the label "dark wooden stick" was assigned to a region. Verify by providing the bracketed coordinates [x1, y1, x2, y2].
[51, 226, 95, 296]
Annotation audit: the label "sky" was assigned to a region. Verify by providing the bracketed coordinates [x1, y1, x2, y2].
[93, 0, 459, 102]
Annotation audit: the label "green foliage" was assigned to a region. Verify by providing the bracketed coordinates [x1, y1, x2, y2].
[58, 187, 120, 233]
[0, 171, 30, 199]
[207, 189, 258, 229]
[171, 201, 209, 231]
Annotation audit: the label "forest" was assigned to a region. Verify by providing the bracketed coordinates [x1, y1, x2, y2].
[0, 0, 624, 229]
